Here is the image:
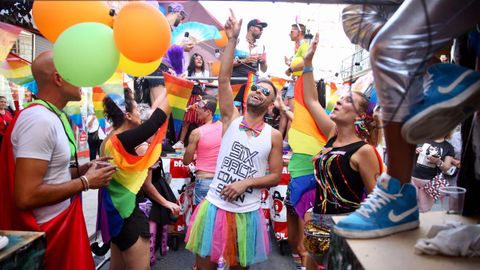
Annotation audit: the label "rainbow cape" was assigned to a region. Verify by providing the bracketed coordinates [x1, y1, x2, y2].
[164, 72, 194, 138]
[288, 76, 327, 155]
[0, 52, 33, 86]
[98, 72, 193, 242]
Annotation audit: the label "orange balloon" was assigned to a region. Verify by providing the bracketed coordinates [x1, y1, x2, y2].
[210, 62, 221, 76]
[214, 30, 228, 48]
[114, 2, 171, 63]
[32, 1, 113, 42]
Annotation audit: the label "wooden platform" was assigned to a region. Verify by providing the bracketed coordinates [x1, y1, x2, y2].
[331, 212, 480, 270]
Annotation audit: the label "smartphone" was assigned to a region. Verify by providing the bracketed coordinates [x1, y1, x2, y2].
[183, 31, 190, 43]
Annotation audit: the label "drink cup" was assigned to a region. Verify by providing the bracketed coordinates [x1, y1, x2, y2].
[439, 186, 466, 214]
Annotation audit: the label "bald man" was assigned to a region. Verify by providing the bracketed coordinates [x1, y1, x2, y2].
[0, 51, 116, 270]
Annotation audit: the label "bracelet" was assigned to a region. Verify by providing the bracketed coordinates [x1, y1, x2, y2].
[303, 66, 314, 74]
[288, 67, 293, 73]
[80, 175, 89, 191]
[437, 161, 444, 168]
[79, 177, 86, 191]
[282, 107, 290, 113]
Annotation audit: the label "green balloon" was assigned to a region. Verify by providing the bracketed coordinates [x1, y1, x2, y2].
[53, 22, 119, 87]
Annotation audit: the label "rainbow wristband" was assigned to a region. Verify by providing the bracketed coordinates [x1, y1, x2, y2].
[303, 66, 314, 74]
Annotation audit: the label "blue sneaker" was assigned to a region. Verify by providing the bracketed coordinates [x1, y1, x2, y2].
[334, 174, 419, 238]
[402, 64, 480, 144]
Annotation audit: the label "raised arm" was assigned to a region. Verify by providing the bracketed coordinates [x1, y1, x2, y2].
[303, 33, 336, 137]
[218, 9, 242, 129]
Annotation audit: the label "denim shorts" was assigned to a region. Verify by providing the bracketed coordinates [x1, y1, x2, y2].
[194, 178, 213, 205]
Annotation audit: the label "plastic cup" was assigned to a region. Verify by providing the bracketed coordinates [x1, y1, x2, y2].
[439, 186, 466, 214]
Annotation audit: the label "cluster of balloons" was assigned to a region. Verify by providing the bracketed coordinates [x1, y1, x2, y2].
[33, 1, 171, 87]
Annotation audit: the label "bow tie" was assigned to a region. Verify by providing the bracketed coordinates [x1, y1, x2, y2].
[239, 119, 264, 137]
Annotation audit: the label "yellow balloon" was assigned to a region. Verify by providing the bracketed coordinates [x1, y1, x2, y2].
[118, 54, 162, 77]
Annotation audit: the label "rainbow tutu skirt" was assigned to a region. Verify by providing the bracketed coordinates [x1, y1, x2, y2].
[185, 199, 270, 267]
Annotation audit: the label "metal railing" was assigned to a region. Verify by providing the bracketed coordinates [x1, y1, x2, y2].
[340, 48, 371, 82]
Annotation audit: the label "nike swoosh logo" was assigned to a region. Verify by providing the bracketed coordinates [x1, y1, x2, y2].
[388, 206, 418, 223]
[438, 70, 473, 94]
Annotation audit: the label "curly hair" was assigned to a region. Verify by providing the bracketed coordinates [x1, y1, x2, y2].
[353, 91, 380, 146]
[103, 88, 135, 129]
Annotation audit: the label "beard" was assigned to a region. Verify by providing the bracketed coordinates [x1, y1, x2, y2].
[246, 97, 269, 116]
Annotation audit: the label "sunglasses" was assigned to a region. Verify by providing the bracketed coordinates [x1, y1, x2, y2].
[250, 84, 271, 96]
[255, 25, 264, 31]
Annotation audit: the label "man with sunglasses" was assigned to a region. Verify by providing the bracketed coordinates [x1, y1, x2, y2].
[185, 10, 283, 270]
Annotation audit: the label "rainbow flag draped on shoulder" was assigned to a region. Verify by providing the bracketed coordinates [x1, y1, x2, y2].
[288, 76, 327, 155]
[98, 72, 193, 243]
[164, 72, 194, 138]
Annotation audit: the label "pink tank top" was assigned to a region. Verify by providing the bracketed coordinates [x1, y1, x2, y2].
[196, 122, 223, 173]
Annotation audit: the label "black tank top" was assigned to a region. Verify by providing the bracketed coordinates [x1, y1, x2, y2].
[313, 136, 367, 215]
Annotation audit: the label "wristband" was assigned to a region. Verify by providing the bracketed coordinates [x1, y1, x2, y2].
[303, 66, 314, 74]
[79, 177, 86, 191]
[80, 175, 89, 191]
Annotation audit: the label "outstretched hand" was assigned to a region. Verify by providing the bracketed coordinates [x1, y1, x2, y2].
[224, 9, 242, 40]
[304, 33, 319, 64]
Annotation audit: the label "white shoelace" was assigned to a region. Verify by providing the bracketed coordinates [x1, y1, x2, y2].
[357, 187, 400, 218]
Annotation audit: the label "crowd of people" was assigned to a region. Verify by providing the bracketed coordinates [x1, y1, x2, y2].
[1, 1, 480, 270]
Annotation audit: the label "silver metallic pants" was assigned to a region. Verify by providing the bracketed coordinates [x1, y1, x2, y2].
[344, 0, 480, 123]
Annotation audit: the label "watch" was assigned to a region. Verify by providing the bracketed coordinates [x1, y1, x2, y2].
[288, 67, 293, 73]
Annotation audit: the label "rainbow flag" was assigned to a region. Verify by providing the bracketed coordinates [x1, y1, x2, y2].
[242, 72, 257, 115]
[288, 76, 327, 155]
[213, 83, 243, 121]
[0, 53, 33, 86]
[0, 22, 22, 61]
[98, 77, 170, 242]
[325, 82, 340, 115]
[93, 71, 124, 131]
[270, 76, 287, 92]
[64, 100, 83, 129]
[99, 118, 168, 242]
[164, 72, 194, 138]
[92, 86, 107, 131]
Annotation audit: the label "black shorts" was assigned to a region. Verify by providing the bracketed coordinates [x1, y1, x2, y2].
[111, 205, 150, 251]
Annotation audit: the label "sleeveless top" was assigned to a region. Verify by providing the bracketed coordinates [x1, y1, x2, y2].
[196, 121, 223, 173]
[313, 136, 367, 215]
[206, 117, 272, 213]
